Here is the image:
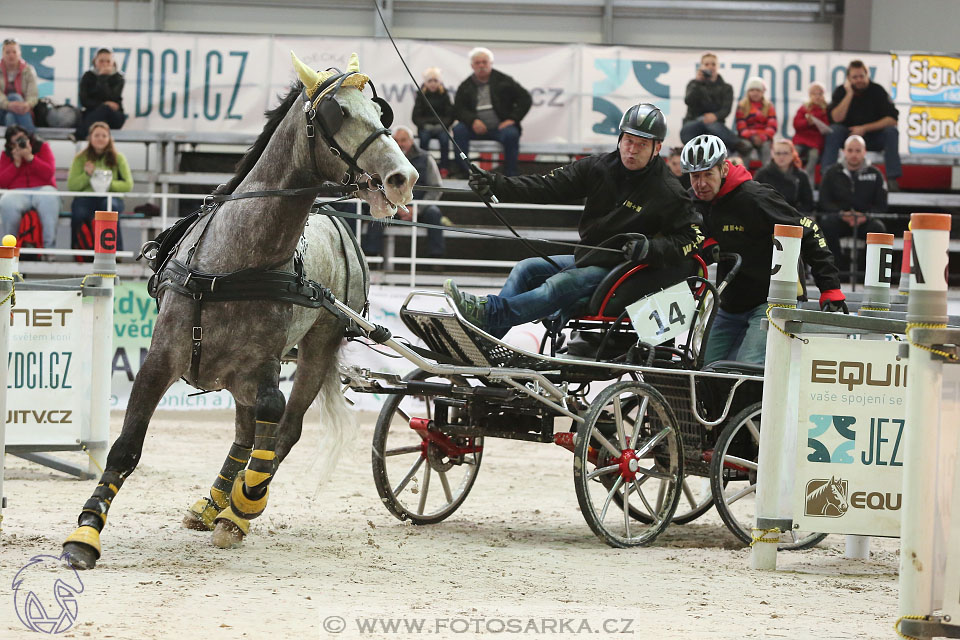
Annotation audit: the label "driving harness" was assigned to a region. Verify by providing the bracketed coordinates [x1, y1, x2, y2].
[144, 69, 394, 389]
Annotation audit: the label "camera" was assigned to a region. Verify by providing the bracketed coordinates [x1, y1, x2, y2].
[702, 69, 713, 79]
[16, 138, 27, 149]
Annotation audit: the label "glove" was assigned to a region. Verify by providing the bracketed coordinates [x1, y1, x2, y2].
[698, 238, 720, 265]
[819, 289, 848, 314]
[622, 234, 649, 263]
[468, 163, 496, 200]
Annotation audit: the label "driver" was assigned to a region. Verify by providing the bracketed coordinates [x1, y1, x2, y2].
[444, 103, 704, 339]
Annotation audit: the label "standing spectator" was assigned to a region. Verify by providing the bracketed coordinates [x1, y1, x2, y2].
[818, 135, 887, 275]
[361, 126, 446, 265]
[76, 48, 126, 140]
[0, 125, 59, 249]
[792, 82, 830, 184]
[679, 52, 739, 152]
[67, 122, 132, 257]
[822, 60, 901, 190]
[754, 139, 814, 213]
[0, 38, 38, 133]
[735, 77, 777, 162]
[665, 146, 690, 189]
[452, 47, 531, 178]
[412, 67, 455, 175]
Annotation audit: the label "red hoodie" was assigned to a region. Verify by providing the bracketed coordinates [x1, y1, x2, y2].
[0, 142, 57, 190]
[714, 160, 752, 201]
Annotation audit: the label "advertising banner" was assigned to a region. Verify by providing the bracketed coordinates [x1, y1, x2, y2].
[6, 290, 92, 447]
[892, 52, 960, 155]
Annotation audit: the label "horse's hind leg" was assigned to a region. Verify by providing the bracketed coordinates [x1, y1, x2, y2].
[212, 364, 284, 549]
[182, 404, 255, 531]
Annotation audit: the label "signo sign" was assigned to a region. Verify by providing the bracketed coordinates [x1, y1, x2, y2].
[625, 282, 697, 346]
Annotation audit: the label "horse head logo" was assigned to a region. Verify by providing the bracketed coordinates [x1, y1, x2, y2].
[12, 553, 84, 634]
[804, 476, 849, 518]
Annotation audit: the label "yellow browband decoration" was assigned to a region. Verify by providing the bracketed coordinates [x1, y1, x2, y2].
[290, 50, 370, 110]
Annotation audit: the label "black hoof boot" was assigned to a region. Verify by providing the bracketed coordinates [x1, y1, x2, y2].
[62, 542, 99, 570]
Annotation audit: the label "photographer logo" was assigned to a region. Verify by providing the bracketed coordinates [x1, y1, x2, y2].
[11, 554, 84, 634]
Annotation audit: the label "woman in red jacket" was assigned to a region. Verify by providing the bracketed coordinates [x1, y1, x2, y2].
[0, 125, 60, 248]
[792, 82, 830, 184]
[735, 76, 777, 162]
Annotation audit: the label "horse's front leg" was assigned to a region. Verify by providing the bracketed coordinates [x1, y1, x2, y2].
[212, 367, 284, 548]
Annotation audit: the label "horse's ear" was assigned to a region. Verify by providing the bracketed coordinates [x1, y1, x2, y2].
[291, 51, 319, 92]
[346, 52, 360, 73]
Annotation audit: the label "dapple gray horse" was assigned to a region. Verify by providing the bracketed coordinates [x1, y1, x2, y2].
[63, 52, 417, 569]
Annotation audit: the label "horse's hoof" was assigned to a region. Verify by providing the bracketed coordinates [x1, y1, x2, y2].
[211, 520, 245, 549]
[182, 498, 218, 531]
[182, 512, 211, 531]
[63, 542, 98, 570]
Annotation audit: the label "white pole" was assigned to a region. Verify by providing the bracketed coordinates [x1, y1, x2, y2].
[0, 246, 14, 530]
[87, 211, 118, 477]
[862, 232, 894, 311]
[899, 212, 951, 619]
[752, 224, 802, 571]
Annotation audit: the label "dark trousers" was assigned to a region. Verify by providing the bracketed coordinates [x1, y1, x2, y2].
[71, 196, 124, 251]
[361, 204, 445, 258]
[76, 105, 126, 139]
[819, 213, 885, 276]
[821, 125, 902, 179]
[680, 119, 738, 149]
[452, 123, 521, 176]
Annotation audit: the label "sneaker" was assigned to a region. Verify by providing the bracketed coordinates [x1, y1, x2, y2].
[443, 279, 488, 328]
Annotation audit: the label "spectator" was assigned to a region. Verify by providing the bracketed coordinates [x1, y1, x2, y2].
[822, 60, 901, 190]
[361, 126, 446, 265]
[728, 156, 745, 168]
[76, 47, 126, 141]
[735, 77, 777, 162]
[665, 146, 690, 189]
[452, 47, 531, 178]
[754, 139, 813, 213]
[412, 67, 455, 174]
[0, 38, 38, 133]
[67, 122, 132, 257]
[679, 52, 739, 152]
[792, 82, 830, 184]
[818, 135, 887, 275]
[0, 125, 59, 249]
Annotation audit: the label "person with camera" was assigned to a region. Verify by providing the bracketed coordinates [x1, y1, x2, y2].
[679, 52, 739, 152]
[76, 47, 126, 140]
[0, 125, 59, 249]
[0, 38, 39, 133]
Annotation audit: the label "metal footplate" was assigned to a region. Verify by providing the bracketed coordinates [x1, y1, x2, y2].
[899, 616, 960, 639]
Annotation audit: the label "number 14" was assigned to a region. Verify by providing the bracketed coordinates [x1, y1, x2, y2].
[649, 302, 687, 336]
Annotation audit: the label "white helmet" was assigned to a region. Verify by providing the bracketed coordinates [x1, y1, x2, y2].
[681, 134, 727, 173]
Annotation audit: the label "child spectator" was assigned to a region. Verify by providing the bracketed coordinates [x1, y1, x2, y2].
[412, 67, 455, 174]
[76, 48, 126, 140]
[0, 38, 38, 133]
[754, 139, 814, 213]
[792, 82, 830, 184]
[665, 146, 690, 189]
[0, 125, 59, 249]
[735, 77, 777, 162]
[67, 122, 132, 257]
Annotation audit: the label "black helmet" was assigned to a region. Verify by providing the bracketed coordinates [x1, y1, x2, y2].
[619, 103, 667, 141]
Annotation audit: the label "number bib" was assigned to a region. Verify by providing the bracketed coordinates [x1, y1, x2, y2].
[625, 282, 697, 346]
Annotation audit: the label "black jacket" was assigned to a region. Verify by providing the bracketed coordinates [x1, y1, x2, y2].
[827, 81, 899, 127]
[489, 153, 703, 268]
[454, 69, 532, 132]
[412, 87, 455, 130]
[79, 71, 125, 111]
[818, 162, 888, 214]
[693, 162, 840, 313]
[683, 74, 734, 124]
[753, 162, 814, 213]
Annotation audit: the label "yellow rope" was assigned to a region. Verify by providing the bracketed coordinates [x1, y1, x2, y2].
[81, 444, 105, 475]
[750, 527, 781, 546]
[859, 305, 890, 311]
[765, 304, 808, 344]
[0, 274, 15, 308]
[894, 614, 928, 640]
[906, 322, 958, 361]
[81, 273, 118, 287]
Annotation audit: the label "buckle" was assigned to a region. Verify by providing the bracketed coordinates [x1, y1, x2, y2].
[306, 124, 315, 138]
[193, 327, 202, 341]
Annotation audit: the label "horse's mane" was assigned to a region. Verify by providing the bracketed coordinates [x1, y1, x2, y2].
[216, 83, 303, 195]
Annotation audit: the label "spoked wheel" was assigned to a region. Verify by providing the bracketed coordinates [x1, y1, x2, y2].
[574, 381, 684, 548]
[371, 369, 483, 524]
[710, 402, 827, 550]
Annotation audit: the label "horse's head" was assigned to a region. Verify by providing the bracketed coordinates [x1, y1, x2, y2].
[828, 476, 849, 513]
[292, 51, 417, 218]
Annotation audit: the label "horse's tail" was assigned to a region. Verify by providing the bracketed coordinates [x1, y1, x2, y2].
[310, 348, 356, 490]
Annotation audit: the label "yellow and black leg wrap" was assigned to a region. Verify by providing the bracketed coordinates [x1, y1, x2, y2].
[64, 470, 124, 560]
[214, 505, 250, 536]
[64, 525, 102, 559]
[189, 443, 252, 528]
[229, 421, 278, 520]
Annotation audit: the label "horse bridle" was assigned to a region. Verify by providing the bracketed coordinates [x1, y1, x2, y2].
[301, 69, 394, 190]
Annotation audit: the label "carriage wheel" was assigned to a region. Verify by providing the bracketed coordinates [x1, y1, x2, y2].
[709, 402, 827, 551]
[574, 381, 684, 548]
[371, 369, 483, 525]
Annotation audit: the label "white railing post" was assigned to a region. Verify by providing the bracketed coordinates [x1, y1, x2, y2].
[410, 202, 418, 289]
[0, 246, 14, 529]
[862, 232, 894, 311]
[898, 230, 912, 298]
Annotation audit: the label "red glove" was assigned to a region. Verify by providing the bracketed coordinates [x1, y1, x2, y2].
[819, 289, 848, 313]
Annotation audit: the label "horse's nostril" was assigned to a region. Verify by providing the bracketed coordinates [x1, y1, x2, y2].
[386, 172, 407, 189]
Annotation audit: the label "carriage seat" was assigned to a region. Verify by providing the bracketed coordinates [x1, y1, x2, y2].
[700, 360, 765, 376]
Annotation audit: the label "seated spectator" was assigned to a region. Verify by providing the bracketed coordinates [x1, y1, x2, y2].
[361, 126, 446, 265]
[735, 77, 777, 162]
[792, 82, 830, 184]
[754, 139, 813, 213]
[818, 135, 887, 275]
[679, 52, 738, 152]
[0, 38, 38, 133]
[412, 67, 455, 174]
[0, 125, 59, 249]
[665, 146, 690, 189]
[452, 47, 531, 178]
[67, 122, 132, 258]
[822, 60, 901, 190]
[728, 156, 745, 168]
[76, 48, 126, 140]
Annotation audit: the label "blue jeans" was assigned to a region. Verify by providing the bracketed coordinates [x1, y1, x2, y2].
[0, 186, 61, 248]
[704, 303, 768, 365]
[484, 255, 609, 338]
[71, 196, 125, 250]
[418, 126, 451, 169]
[680, 119, 737, 149]
[1, 93, 35, 132]
[821, 124, 902, 179]
[361, 203, 444, 258]
[452, 122, 521, 176]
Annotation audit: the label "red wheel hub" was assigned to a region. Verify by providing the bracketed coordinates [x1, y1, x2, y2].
[618, 449, 641, 481]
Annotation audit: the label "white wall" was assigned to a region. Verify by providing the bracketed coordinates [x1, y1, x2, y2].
[868, 0, 960, 53]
